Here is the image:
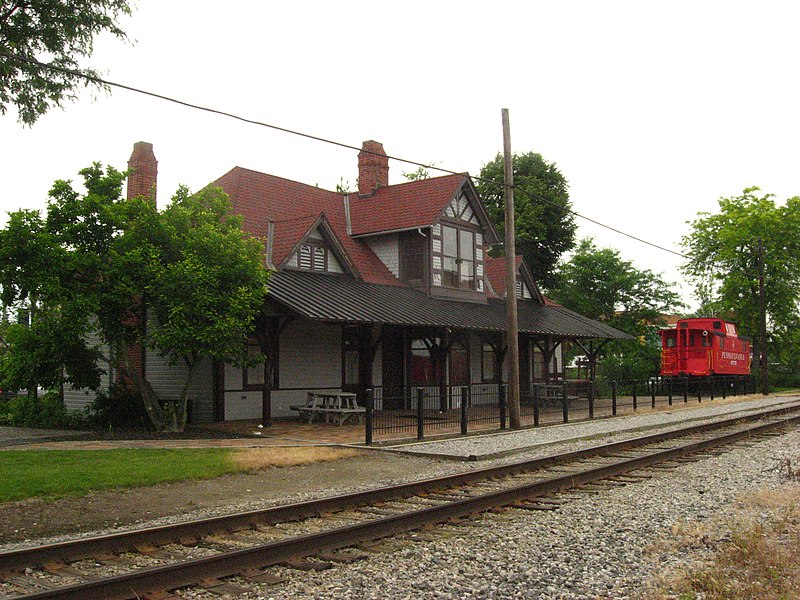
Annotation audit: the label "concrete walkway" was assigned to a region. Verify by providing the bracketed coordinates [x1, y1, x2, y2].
[0, 426, 93, 448]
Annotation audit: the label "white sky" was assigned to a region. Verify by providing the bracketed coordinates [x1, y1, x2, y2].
[2, 1, 799, 307]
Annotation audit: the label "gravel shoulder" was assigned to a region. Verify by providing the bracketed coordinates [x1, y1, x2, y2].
[0, 452, 438, 546]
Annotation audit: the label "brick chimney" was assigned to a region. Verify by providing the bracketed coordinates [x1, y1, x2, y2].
[127, 141, 158, 204]
[119, 141, 157, 388]
[358, 140, 389, 196]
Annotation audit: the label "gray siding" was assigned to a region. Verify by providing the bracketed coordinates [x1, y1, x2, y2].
[63, 330, 112, 413]
[224, 318, 343, 420]
[365, 234, 399, 277]
[145, 350, 214, 423]
[142, 311, 215, 423]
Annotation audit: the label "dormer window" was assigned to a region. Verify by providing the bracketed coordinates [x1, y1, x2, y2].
[442, 225, 476, 289]
[284, 224, 345, 274]
[431, 191, 486, 294]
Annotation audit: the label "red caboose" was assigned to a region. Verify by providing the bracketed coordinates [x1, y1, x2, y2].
[659, 318, 751, 377]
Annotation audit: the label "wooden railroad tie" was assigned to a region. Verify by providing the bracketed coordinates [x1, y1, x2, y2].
[239, 567, 285, 585]
[198, 577, 251, 596]
[281, 557, 333, 571]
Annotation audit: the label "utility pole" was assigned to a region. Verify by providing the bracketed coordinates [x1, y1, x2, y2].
[502, 108, 521, 429]
[757, 237, 769, 395]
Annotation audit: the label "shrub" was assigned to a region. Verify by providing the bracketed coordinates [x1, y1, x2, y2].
[769, 371, 800, 390]
[87, 383, 150, 429]
[598, 347, 660, 383]
[0, 390, 77, 428]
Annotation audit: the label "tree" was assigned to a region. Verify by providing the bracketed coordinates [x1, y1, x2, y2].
[0, 163, 269, 431]
[681, 187, 800, 379]
[1, 314, 104, 394]
[402, 166, 431, 181]
[0, 206, 103, 397]
[0, 1, 131, 125]
[118, 185, 270, 431]
[476, 151, 577, 289]
[548, 238, 684, 380]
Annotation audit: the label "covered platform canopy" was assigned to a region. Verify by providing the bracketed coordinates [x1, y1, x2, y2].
[265, 270, 632, 341]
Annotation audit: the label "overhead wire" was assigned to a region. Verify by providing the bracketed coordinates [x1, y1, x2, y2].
[2, 50, 692, 262]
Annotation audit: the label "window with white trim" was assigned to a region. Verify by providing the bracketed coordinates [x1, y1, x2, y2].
[243, 339, 278, 390]
[431, 192, 485, 292]
[481, 343, 496, 382]
[441, 225, 476, 289]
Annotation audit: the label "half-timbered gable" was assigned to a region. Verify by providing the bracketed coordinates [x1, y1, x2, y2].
[484, 255, 544, 303]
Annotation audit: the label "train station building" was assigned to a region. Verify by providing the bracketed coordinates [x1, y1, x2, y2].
[67, 141, 630, 424]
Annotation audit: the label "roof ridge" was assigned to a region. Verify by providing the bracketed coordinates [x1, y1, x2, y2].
[229, 166, 343, 196]
[350, 172, 466, 198]
[271, 213, 323, 224]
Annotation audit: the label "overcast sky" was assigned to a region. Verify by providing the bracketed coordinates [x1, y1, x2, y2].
[2, 1, 799, 306]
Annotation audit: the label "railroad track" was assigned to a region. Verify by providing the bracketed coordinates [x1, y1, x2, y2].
[1, 403, 799, 600]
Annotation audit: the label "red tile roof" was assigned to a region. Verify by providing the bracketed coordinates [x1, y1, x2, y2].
[484, 255, 523, 298]
[543, 296, 562, 307]
[349, 174, 467, 236]
[213, 167, 400, 286]
[269, 213, 322, 268]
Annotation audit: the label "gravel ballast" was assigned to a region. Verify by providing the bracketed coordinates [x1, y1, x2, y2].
[216, 423, 800, 599]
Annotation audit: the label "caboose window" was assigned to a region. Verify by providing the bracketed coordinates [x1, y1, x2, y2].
[701, 335, 711, 347]
[666, 337, 676, 348]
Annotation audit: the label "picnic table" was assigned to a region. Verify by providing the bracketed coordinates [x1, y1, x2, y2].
[290, 391, 365, 425]
[533, 383, 580, 403]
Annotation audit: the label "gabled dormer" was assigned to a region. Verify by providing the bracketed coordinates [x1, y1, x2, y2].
[429, 180, 499, 302]
[271, 213, 360, 279]
[349, 162, 499, 302]
[484, 255, 545, 304]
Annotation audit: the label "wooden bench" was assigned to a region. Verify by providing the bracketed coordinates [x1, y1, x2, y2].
[321, 406, 366, 426]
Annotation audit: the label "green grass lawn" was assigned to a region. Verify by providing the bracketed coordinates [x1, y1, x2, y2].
[0, 448, 246, 503]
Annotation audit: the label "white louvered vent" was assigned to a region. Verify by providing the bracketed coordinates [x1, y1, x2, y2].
[299, 245, 312, 270]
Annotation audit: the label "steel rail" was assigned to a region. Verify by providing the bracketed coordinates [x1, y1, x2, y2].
[1, 402, 798, 577]
[9, 411, 800, 600]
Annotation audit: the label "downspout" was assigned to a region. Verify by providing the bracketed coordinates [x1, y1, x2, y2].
[265, 221, 276, 269]
[343, 195, 352, 236]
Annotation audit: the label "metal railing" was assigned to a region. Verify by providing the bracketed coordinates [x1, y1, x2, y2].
[363, 375, 757, 445]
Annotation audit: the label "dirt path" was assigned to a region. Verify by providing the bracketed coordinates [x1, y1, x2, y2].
[0, 452, 438, 546]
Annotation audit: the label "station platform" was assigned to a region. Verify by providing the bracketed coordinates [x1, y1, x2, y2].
[2, 393, 797, 455]
[381, 394, 800, 460]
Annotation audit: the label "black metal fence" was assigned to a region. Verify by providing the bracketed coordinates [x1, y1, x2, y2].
[363, 375, 757, 445]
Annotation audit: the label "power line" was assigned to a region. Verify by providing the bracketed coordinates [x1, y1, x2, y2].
[3, 50, 690, 260]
